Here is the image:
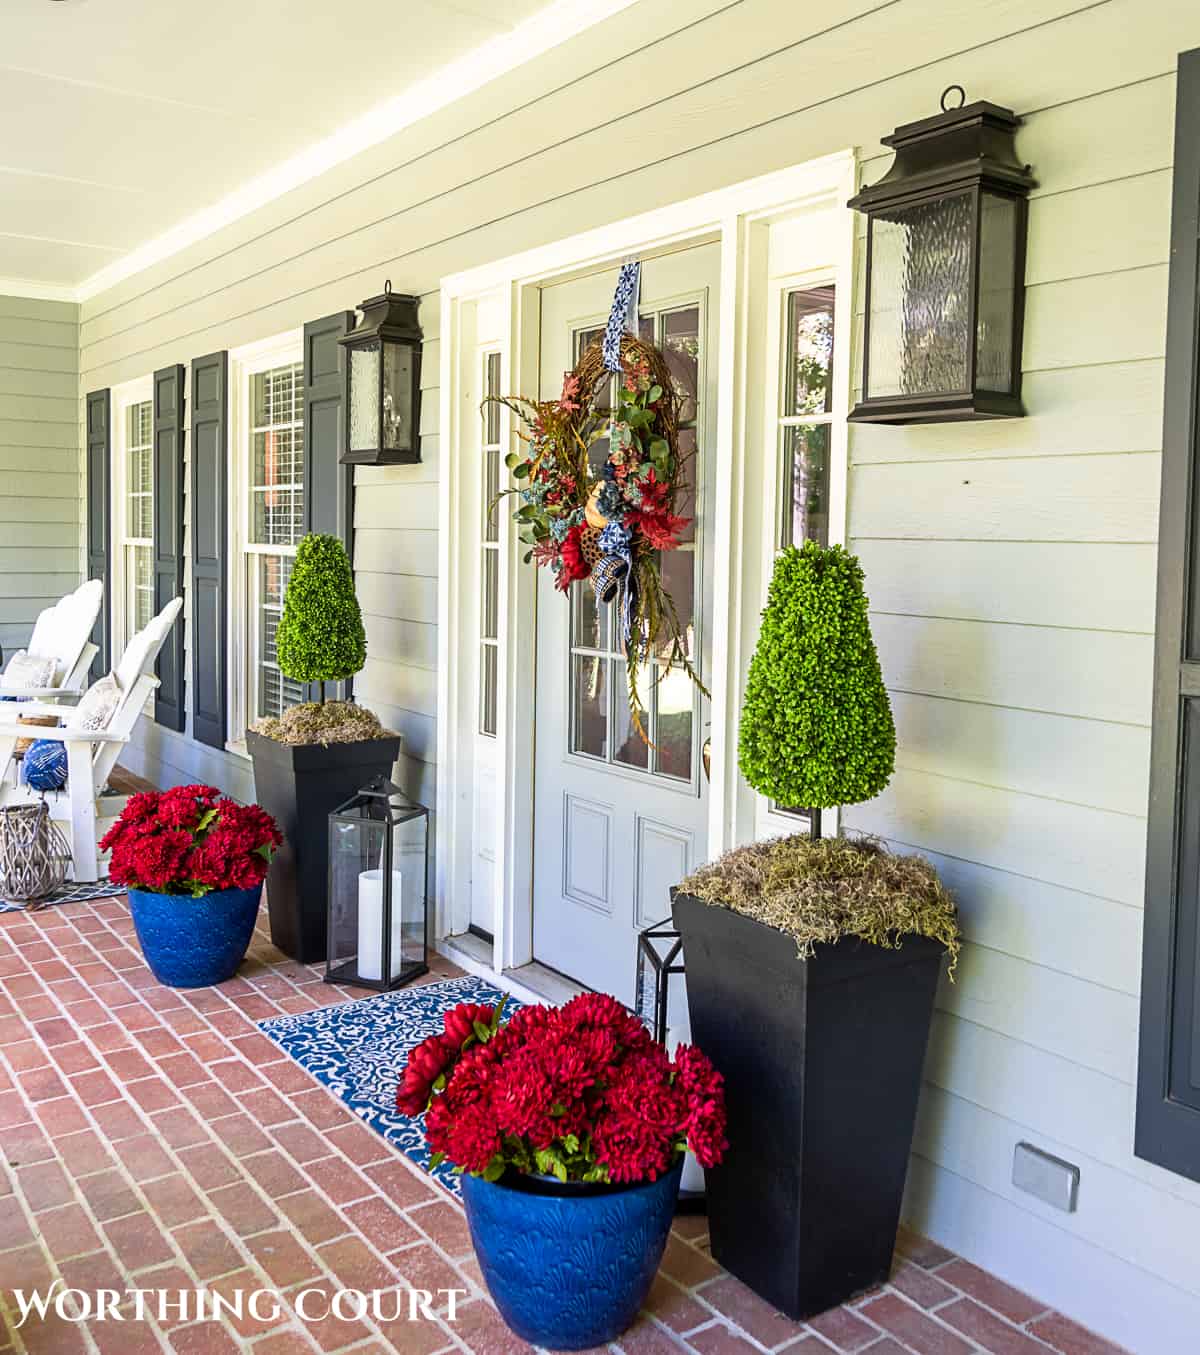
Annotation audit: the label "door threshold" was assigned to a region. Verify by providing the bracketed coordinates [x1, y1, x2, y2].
[436, 934, 586, 1008]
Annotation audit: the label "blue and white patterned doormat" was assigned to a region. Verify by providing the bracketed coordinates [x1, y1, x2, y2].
[258, 975, 522, 1198]
[0, 878, 126, 913]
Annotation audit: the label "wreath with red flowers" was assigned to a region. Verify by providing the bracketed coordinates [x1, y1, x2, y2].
[488, 333, 706, 739]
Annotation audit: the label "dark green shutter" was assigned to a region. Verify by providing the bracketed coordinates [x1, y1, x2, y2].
[190, 352, 229, 749]
[152, 364, 186, 730]
[303, 311, 356, 702]
[85, 389, 111, 679]
[1137, 45, 1200, 1183]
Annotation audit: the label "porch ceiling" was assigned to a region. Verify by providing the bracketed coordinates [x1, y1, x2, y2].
[0, 0, 625, 298]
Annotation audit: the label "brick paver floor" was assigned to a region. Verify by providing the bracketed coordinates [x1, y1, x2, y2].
[0, 896, 1128, 1355]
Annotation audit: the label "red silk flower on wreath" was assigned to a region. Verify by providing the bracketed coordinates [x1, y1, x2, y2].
[99, 785, 282, 897]
[395, 991, 727, 1186]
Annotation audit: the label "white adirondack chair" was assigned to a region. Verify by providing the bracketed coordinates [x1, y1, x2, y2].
[0, 580, 104, 703]
[0, 597, 183, 883]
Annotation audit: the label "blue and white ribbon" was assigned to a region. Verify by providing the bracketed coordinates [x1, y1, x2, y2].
[602, 261, 640, 373]
[594, 522, 637, 646]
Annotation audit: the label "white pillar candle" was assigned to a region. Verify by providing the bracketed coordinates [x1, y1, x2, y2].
[357, 868, 405, 982]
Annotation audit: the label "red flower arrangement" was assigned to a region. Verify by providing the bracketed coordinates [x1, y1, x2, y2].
[396, 992, 727, 1185]
[100, 785, 282, 897]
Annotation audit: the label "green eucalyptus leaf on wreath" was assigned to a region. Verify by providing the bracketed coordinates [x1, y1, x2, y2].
[513, 461, 533, 480]
[504, 451, 520, 470]
[648, 384, 663, 402]
[523, 549, 534, 564]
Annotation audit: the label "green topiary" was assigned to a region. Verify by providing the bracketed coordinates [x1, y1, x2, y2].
[738, 541, 895, 811]
[275, 534, 367, 703]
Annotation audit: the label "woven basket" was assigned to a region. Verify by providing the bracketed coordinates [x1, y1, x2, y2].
[0, 803, 70, 903]
[15, 713, 59, 758]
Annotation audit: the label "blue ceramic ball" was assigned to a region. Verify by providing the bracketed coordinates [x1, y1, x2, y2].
[24, 739, 67, 791]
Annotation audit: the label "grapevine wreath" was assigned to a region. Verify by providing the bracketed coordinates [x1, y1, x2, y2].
[488, 330, 706, 739]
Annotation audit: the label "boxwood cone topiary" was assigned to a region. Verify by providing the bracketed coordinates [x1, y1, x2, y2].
[275, 533, 367, 704]
[738, 541, 895, 812]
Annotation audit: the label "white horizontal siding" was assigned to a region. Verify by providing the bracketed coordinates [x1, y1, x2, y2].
[0, 294, 80, 653]
[73, 0, 1200, 1348]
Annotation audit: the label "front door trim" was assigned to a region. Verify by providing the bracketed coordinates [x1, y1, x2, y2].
[437, 150, 857, 978]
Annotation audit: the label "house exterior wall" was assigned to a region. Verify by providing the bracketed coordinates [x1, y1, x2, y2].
[73, 2, 1196, 1349]
[0, 294, 80, 655]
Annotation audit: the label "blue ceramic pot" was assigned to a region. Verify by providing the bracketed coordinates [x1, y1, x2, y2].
[460, 1157, 682, 1350]
[127, 885, 262, 988]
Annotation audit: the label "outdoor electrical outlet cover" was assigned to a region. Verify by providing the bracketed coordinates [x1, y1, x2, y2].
[1012, 1141, 1080, 1213]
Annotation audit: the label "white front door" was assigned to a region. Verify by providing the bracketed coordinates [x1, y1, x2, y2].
[531, 244, 719, 1004]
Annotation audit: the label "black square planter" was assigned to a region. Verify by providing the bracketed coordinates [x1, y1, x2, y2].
[248, 730, 401, 964]
[671, 889, 943, 1319]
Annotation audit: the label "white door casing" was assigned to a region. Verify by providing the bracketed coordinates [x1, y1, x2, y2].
[437, 152, 857, 991]
[531, 246, 720, 1001]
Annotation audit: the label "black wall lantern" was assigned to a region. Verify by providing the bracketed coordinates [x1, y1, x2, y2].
[848, 87, 1035, 424]
[338, 280, 423, 464]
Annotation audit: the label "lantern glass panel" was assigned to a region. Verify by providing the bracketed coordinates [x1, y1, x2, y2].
[329, 812, 389, 980]
[348, 341, 381, 452]
[977, 191, 1018, 393]
[328, 796, 428, 987]
[866, 192, 973, 399]
[382, 343, 415, 451]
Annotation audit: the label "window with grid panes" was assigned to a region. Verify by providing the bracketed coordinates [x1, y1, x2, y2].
[778, 286, 835, 550]
[567, 307, 701, 782]
[480, 351, 502, 736]
[123, 400, 154, 646]
[775, 285, 836, 831]
[246, 361, 306, 721]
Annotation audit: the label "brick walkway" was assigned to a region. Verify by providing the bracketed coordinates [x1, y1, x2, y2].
[0, 897, 1126, 1355]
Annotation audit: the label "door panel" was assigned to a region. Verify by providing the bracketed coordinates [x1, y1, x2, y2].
[532, 244, 719, 1003]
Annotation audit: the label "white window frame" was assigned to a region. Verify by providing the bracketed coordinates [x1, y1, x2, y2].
[479, 348, 502, 739]
[227, 331, 305, 752]
[110, 374, 154, 664]
[757, 262, 852, 844]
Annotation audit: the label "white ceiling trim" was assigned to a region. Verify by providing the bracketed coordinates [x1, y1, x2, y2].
[62, 0, 638, 306]
[0, 275, 80, 304]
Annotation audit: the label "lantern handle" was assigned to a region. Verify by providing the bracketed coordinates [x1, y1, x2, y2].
[940, 84, 966, 112]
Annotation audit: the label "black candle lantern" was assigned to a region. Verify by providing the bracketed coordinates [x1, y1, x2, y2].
[635, 919, 687, 1045]
[326, 776, 430, 991]
[848, 87, 1035, 424]
[338, 281, 423, 464]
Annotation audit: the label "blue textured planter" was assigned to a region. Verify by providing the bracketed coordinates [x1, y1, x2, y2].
[460, 1158, 682, 1350]
[127, 886, 263, 988]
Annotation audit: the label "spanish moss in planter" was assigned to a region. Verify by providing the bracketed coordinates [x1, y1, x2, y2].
[396, 993, 727, 1350]
[672, 541, 960, 1319]
[100, 786, 282, 988]
[246, 533, 400, 963]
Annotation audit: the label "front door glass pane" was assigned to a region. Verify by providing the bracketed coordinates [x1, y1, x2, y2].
[564, 301, 703, 785]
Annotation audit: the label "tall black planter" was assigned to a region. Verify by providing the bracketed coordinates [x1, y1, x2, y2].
[248, 731, 401, 963]
[671, 889, 942, 1319]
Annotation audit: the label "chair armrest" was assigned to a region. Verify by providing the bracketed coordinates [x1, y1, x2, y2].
[0, 702, 67, 720]
[0, 722, 128, 745]
[0, 686, 76, 702]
